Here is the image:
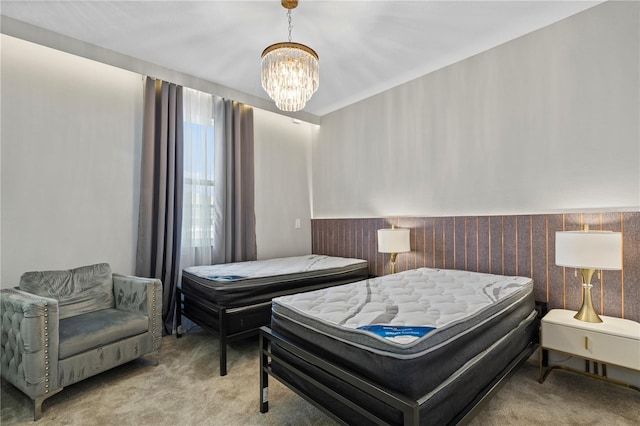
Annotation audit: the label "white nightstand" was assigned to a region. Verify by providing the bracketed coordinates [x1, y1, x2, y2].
[539, 309, 640, 391]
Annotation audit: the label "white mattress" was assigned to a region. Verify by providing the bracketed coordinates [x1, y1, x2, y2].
[272, 268, 534, 358]
[184, 254, 368, 286]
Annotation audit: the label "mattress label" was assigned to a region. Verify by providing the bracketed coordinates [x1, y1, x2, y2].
[357, 325, 435, 343]
[206, 275, 247, 281]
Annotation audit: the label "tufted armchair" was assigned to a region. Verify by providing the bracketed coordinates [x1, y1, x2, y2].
[1, 263, 162, 420]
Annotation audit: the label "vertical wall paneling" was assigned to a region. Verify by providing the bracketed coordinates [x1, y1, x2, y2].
[503, 216, 517, 276]
[312, 211, 638, 322]
[516, 216, 532, 279]
[431, 217, 436, 268]
[477, 217, 489, 273]
[623, 212, 640, 320]
[564, 213, 583, 312]
[603, 212, 623, 318]
[547, 214, 564, 310]
[531, 215, 549, 304]
[444, 218, 455, 270]
[454, 217, 466, 271]
[490, 217, 502, 275]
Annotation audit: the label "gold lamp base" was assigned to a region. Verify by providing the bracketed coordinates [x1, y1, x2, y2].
[574, 268, 602, 323]
[390, 252, 398, 274]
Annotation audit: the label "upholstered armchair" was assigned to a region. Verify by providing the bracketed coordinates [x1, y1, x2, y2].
[0, 263, 162, 420]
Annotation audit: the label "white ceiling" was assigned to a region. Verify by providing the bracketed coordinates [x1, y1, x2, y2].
[1, 1, 603, 117]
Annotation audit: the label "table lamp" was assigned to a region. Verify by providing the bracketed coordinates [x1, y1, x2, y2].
[555, 229, 622, 323]
[377, 226, 410, 274]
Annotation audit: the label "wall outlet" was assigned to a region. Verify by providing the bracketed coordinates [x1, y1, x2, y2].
[295, 219, 301, 229]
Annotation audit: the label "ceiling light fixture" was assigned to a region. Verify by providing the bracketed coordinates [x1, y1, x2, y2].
[261, 0, 319, 112]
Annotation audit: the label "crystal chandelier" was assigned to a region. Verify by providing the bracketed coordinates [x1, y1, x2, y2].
[261, 0, 319, 112]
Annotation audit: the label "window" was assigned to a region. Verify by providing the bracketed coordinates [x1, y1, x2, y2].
[183, 119, 215, 246]
[182, 88, 217, 257]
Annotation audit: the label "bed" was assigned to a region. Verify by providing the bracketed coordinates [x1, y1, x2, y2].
[176, 254, 369, 375]
[259, 268, 541, 425]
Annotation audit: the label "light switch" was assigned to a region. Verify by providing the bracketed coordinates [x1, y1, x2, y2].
[295, 219, 301, 229]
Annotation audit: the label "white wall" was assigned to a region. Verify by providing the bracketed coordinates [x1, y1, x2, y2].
[0, 35, 143, 287]
[312, 1, 639, 218]
[254, 108, 317, 259]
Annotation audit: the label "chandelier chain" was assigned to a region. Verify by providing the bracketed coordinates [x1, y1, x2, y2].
[287, 9, 293, 42]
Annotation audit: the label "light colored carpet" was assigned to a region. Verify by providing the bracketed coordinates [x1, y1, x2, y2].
[2, 327, 638, 425]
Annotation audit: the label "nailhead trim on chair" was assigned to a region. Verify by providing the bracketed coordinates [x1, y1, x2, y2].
[44, 303, 49, 393]
[2, 291, 54, 394]
[151, 284, 159, 351]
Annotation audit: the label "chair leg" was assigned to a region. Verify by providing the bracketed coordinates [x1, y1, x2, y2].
[33, 388, 63, 421]
[152, 349, 160, 366]
[34, 396, 43, 421]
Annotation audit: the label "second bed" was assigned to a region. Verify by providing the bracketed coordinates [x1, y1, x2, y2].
[176, 254, 369, 375]
[260, 267, 539, 425]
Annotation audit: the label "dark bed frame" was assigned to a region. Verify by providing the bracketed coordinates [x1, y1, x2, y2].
[176, 266, 369, 376]
[176, 285, 272, 376]
[259, 302, 547, 425]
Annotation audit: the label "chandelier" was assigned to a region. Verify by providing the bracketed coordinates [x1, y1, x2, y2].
[261, 0, 319, 112]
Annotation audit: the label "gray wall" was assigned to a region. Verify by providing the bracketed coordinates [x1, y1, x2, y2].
[254, 109, 316, 259]
[0, 35, 316, 287]
[313, 1, 639, 218]
[1, 34, 143, 287]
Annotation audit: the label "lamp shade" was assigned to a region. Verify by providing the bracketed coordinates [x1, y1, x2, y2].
[377, 228, 410, 253]
[555, 231, 622, 270]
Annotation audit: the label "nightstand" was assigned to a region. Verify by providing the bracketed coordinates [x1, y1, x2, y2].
[539, 309, 640, 391]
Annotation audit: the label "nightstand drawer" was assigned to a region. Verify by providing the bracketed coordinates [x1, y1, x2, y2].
[542, 322, 640, 370]
[539, 309, 640, 389]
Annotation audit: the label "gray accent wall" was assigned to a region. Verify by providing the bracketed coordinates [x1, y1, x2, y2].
[312, 1, 639, 218]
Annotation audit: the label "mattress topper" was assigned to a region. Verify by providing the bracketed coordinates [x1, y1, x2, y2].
[183, 255, 367, 284]
[272, 268, 533, 356]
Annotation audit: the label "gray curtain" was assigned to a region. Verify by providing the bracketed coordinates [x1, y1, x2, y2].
[223, 100, 257, 262]
[136, 77, 183, 335]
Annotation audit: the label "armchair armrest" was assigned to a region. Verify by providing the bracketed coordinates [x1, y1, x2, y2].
[0, 289, 60, 399]
[113, 274, 162, 351]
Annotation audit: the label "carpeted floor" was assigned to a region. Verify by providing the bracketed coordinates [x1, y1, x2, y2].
[2, 327, 638, 425]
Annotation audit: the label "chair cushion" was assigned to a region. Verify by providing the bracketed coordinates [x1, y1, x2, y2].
[58, 308, 149, 360]
[20, 263, 115, 319]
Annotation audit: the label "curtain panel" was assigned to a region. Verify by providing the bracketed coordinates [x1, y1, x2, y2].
[136, 77, 183, 335]
[180, 93, 256, 269]
[224, 100, 257, 262]
[137, 79, 256, 334]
